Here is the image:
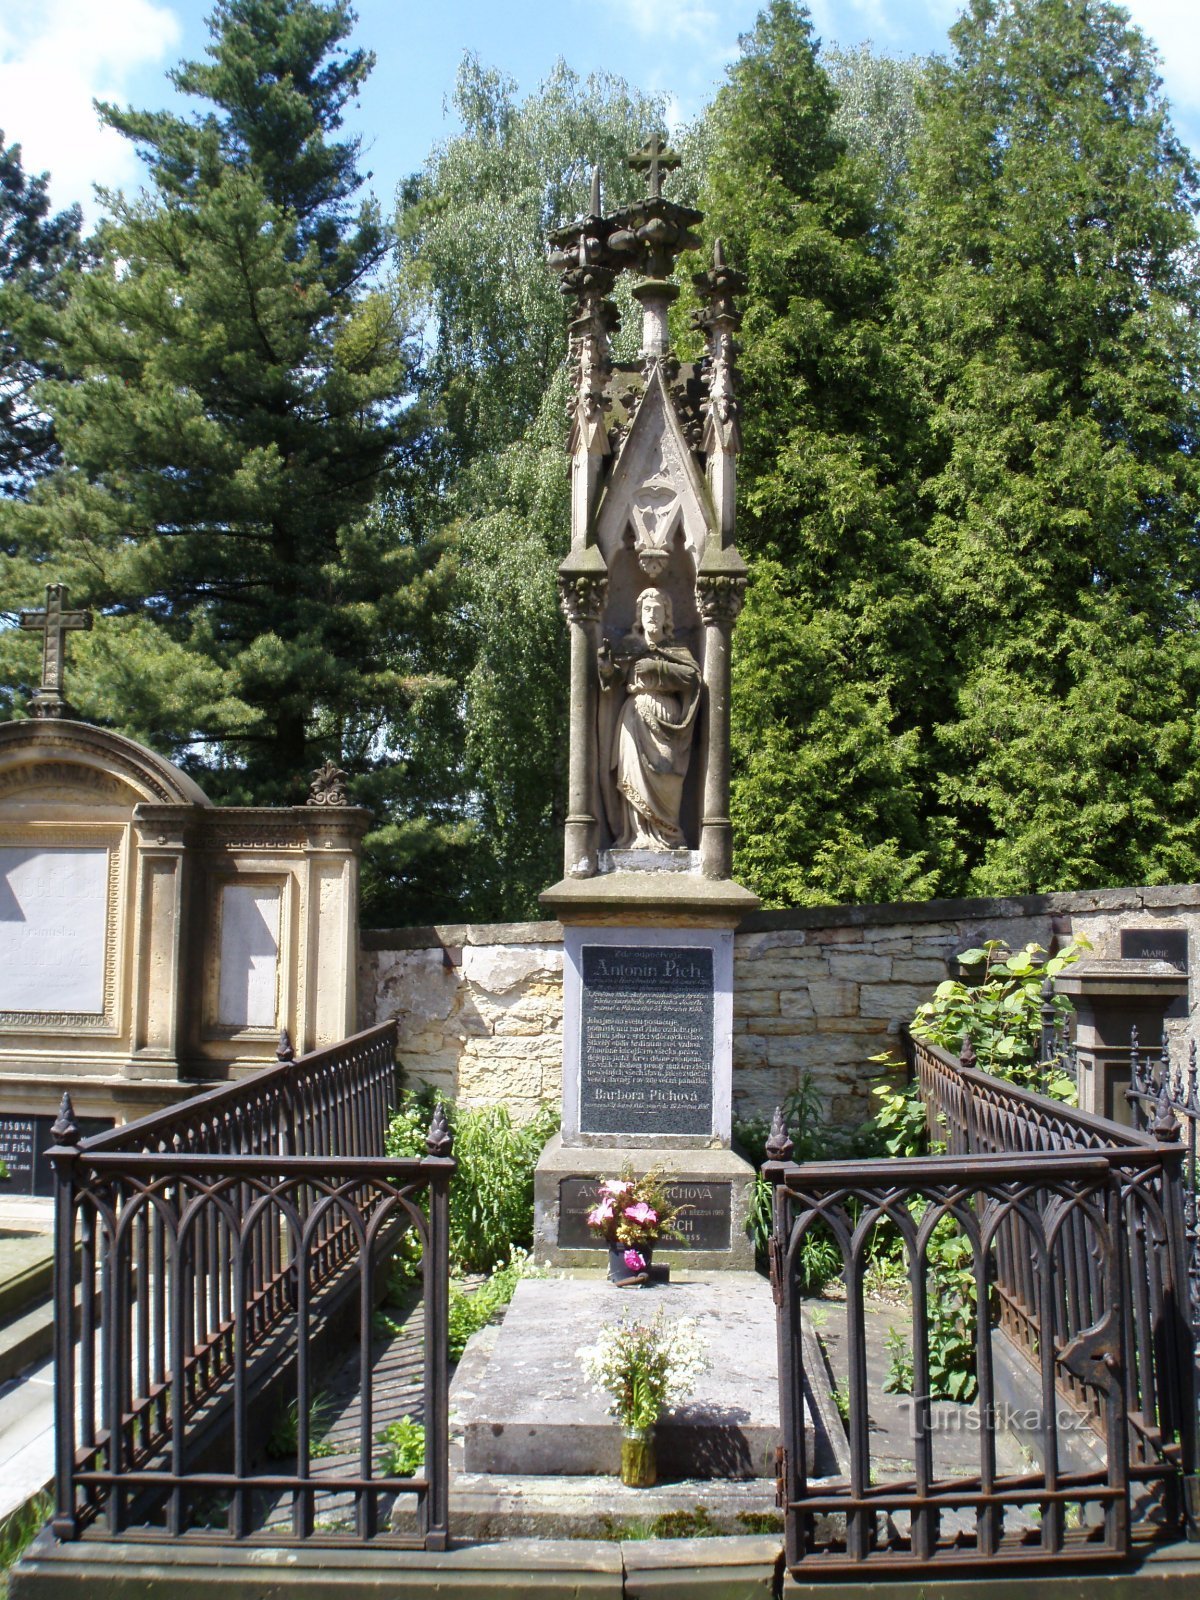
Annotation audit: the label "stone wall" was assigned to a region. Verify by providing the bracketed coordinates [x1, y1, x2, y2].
[360, 884, 1200, 1129]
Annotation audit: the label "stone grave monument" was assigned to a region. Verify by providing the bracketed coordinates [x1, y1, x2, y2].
[1060, 944, 1189, 1125]
[0, 585, 368, 1194]
[532, 142, 759, 1270]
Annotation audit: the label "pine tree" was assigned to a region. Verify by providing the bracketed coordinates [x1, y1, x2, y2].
[898, 0, 1200, 893]
[705, 2, 942, 906]
[0, 0, 459, 914]
[0, 134, 81, 495]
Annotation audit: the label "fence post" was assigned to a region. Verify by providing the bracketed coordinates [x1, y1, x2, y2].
[762, 1109, 801, 1569]
[46, 1093, 82, 1540]
[422, 1104, 454, 1551]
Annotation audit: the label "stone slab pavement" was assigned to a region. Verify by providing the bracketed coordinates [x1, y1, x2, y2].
[0, 1354, 53, 1526]
[455, 1274, 791, 1479]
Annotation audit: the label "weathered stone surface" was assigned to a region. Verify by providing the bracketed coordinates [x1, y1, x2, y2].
[806, 979, 858, 1018]
[377, 947, 458, 1024]
[456, 1276, 784, 1478]
[778, 989, 814, 1019]
[826, 952, 892, 982]
[733, 990, 779, 1016]
[462, 942, 563, 993]
[858, 983, 936, 1021]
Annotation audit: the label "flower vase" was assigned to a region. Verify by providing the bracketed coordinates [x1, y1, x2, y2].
[620, 1424, 656, 1488]
[608, 1244, 653, 1284]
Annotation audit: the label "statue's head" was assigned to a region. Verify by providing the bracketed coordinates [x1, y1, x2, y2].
[635, 587, 673, 646]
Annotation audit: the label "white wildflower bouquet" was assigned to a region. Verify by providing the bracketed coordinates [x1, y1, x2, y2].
[578, 1307, 709, 1431]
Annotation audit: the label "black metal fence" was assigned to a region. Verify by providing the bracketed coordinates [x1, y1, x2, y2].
[47, 1022, 454, 1549]
[766, 1036, 1199, 1578]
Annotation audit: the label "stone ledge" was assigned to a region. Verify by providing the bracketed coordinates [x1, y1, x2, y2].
[12, 1529, 783, 1599]
[364, 883, 1200, 949]
[363, 920, 564, 951]
[540, 875, 760, 926]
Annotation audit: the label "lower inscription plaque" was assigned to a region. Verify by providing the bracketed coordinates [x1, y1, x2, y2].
[0, 1113, 112, 1197]
[557, 1177, 733, 1252]
[579, 944, 713, 1136]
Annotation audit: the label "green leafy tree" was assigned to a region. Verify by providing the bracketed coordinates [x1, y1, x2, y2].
[0, 133, 81, 495]
[0, 0, 463, 916]
[704, 2, 942, 906]
[897, 0, 1200, 895]
[397, 58, 670, 915]
[825, 42, 926, 204]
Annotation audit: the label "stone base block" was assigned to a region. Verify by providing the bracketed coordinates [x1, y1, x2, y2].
[453, 1275, 791, 1480]
[534, 1134, 757, 1271]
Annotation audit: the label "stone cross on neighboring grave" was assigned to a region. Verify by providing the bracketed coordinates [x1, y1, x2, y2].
[629, 133, 679, 200]
[19, 583, 92, 719]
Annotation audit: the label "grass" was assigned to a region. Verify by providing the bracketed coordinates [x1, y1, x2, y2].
[0, 1493, 51, 1597]
[266, 1392, 338, 1460]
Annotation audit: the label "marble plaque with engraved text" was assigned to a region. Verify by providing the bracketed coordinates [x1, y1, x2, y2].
[579, 944, 713, 1135]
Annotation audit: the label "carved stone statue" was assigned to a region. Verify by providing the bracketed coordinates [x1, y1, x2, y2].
[598, 587, 701, 849]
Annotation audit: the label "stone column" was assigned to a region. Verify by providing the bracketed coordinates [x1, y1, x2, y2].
[697, 575, 745, 879]
[558, 561, 607, 878]
[694, 241, 748, 881]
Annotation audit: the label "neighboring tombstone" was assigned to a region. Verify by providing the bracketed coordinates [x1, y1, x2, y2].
[0, 588, 368, 1192]
[1057, 957, 1188, 1125]
[534, 148, 759, 1270]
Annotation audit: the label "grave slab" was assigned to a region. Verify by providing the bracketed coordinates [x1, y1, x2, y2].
[455, 1274, 798, 1479]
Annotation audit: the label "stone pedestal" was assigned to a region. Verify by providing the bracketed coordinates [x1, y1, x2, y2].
[1057, 958, 1189, 1124]
[535, 872, 758, 1270]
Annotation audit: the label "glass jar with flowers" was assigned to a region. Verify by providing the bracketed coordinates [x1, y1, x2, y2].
[586, 1168, 682, 1284]
[578, 1307, 709, 1486]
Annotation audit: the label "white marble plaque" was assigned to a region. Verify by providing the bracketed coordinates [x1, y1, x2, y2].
[0, 846, 108, 1014]
[217, 883, 280, 1029]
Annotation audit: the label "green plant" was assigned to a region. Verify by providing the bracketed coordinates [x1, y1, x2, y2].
[830, 1382, 850, 1423]
[870, 1073, 933, 1158]
[882, 1210, 979, 1404]
[267, 1392, 338, 1460]
[375, 1416, 424, 1477]
[883, 1325, 914, 1395]
[447, 1247, 546, 1360]
[386, 1092, 559, 1272]
[0, 1493, 50, 1596]
[911, 939, 1088, 1101]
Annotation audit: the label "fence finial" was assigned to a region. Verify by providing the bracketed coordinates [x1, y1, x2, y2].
[50, 1091, 80, 1147]
[426, 1102, 453, 1158]
[276, 1028, 295, 1063]
[765, 1105, 794, 1163]
[1153, 1078, 1181, 1142]
[959, 1032, 977, 1071]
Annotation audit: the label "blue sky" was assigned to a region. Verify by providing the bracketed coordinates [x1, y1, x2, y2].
[1, 0, 1197, 224]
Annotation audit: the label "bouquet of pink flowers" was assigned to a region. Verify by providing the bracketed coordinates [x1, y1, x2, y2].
[585, 1168, 681, 1273]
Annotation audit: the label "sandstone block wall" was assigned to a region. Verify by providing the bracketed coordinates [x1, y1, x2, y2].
[360, 885, 1200, 1131]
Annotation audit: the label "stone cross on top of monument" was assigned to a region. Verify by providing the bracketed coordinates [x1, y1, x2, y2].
[628, 133, 680, 200]
[19, 582, 93, 720]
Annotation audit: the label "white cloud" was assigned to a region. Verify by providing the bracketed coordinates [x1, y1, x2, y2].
[1123, 0, 1200, 142]
[0, 0, 181, 221]
[615, 0, 723, 47]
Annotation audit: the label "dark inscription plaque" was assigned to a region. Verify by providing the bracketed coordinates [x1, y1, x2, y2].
[579, 944, 713, 1135]
[557, 1177, 733, 1252]
[0, 1118, 35, 1194]
[1120, 928, 1188, 972]
[0, 1113, 112, 1196]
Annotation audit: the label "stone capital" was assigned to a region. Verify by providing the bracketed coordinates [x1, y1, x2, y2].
[696, 573, 747, 627]
[557, 570, 608, 627]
